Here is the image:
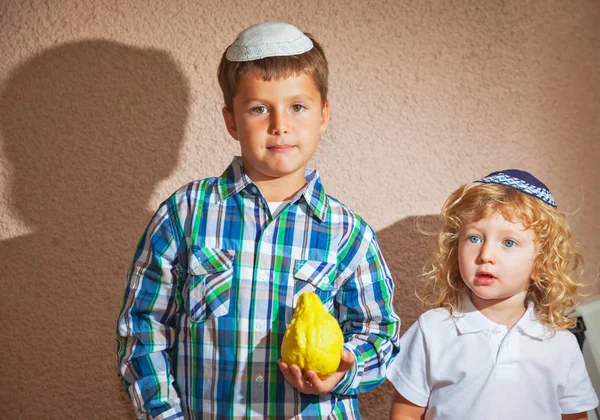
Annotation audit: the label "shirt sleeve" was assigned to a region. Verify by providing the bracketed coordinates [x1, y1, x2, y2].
[559, 334, 599, 414]
[116, 202, 184, 420]
[385, 317, 430, 407]
[331, 227, 401, 395]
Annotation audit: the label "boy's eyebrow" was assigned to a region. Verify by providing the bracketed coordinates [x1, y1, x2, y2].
[239, 94, 317, 105]
[288, 94, 316, 102]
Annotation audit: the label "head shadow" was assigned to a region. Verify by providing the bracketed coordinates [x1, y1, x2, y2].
[0, 39, 189, 417]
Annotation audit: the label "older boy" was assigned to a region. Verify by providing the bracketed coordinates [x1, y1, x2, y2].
[116, 22, 400, 419]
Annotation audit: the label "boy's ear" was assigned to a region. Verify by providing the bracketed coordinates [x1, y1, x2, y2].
[222, 107, 239, 141]
[319, 100, 330, 135]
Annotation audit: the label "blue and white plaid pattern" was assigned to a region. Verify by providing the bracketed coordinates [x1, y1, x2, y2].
[116, 157, 400, 419]
[477, 171, 557, 207]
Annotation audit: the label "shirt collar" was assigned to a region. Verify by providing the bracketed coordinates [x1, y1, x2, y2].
[514, 302, 553, 340]
[300, 168, 328, 222]
[217, 157, 328, 222]
[452, 294, 497, 334]
[452, 294, 552, 340]
[217, 157, 254, 201]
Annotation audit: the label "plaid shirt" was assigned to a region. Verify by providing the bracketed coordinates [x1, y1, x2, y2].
[116, 157, 400, 419]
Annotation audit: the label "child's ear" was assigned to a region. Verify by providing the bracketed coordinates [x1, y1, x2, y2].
[222, 107, 239, 140]
[319, 100, 330, 135]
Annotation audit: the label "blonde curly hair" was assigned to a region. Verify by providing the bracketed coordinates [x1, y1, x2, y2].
[421, 182, 583, 330]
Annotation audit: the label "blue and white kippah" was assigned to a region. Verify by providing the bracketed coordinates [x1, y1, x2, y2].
[226, 22, 313, 62]
[476, 169, 557, 207]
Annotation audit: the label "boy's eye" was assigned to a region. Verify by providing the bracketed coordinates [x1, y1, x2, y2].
[250, 106, 268, 114]
[291, 104, 306, 112]
[467, 235, 481, 244]
[503, 239, 516, 248]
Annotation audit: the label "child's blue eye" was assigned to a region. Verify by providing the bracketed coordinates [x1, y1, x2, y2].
[503, 239, 515, 248]
[251, 106, 268, 114]
[467, 236, 481, 244]
[291, 104, 306, 112]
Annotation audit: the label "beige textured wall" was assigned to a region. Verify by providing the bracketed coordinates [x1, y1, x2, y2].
[1, 1, 598, 418]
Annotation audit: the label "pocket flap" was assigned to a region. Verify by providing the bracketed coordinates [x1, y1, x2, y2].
[293, 260, 337, 290]
[188, 247, 235, 276]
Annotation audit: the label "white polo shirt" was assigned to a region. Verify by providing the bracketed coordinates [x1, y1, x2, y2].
[387, 297, 599, 420]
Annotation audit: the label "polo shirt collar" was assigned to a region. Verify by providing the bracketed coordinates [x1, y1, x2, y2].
[453, 295, 496, 334]
[216, 157, 328, 222]
[515, 302, 553, 340]
[453, 294, 552, 340]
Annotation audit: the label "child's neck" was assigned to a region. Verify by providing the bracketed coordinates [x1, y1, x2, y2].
[252, 173, 307, 202]
[243, 162, 309, 202]
[471, 293, 528, 330]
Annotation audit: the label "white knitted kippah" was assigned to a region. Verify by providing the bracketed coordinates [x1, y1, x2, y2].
[226, 22, 313, 62]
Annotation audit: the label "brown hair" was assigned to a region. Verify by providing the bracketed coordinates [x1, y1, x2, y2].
[217, 33, 328, 111]
[421, 182, 584, 330]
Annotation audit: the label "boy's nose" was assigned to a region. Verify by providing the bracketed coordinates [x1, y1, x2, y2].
[268, 111, 289, 135]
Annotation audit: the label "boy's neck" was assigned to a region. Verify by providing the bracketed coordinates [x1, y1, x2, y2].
[258, 179, 307, 202]
[471, 292, 528, 330]
[247, 168, 308, 202]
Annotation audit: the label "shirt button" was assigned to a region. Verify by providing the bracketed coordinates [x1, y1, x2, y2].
[256, 374, 264, 383]
[250, 186, 258, 194]
[255, 320, 265, 331]
[493, 326, 502, 334]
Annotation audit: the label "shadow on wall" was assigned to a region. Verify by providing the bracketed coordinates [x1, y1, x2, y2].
[359, 214, 441, 419]
[0, 40, 189, 419]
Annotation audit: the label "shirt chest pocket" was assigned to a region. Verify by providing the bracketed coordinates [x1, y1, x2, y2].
[187, 247, 235, 323]
[293, 260, 339, 310]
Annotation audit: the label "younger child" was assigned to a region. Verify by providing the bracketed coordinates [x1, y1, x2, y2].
[116, 22, 400, 419]
[387, 170, 598, 420]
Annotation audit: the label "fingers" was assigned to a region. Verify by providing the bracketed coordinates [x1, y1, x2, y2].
[278, 360, 318, 394]
[306, 370, 319, 384]
[336, 349, 356, 373]
[289, 364, 304, 384]
[278, 353, 356, 395]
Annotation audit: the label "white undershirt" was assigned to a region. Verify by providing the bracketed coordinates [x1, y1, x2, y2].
[267, 201, 289, 217]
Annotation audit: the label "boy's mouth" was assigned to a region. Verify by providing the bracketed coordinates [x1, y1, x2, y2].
[268, 145, 295, 152]
[474, 272, 496, 285]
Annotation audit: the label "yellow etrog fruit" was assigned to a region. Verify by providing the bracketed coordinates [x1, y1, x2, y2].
[281, 292, 344, 379]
